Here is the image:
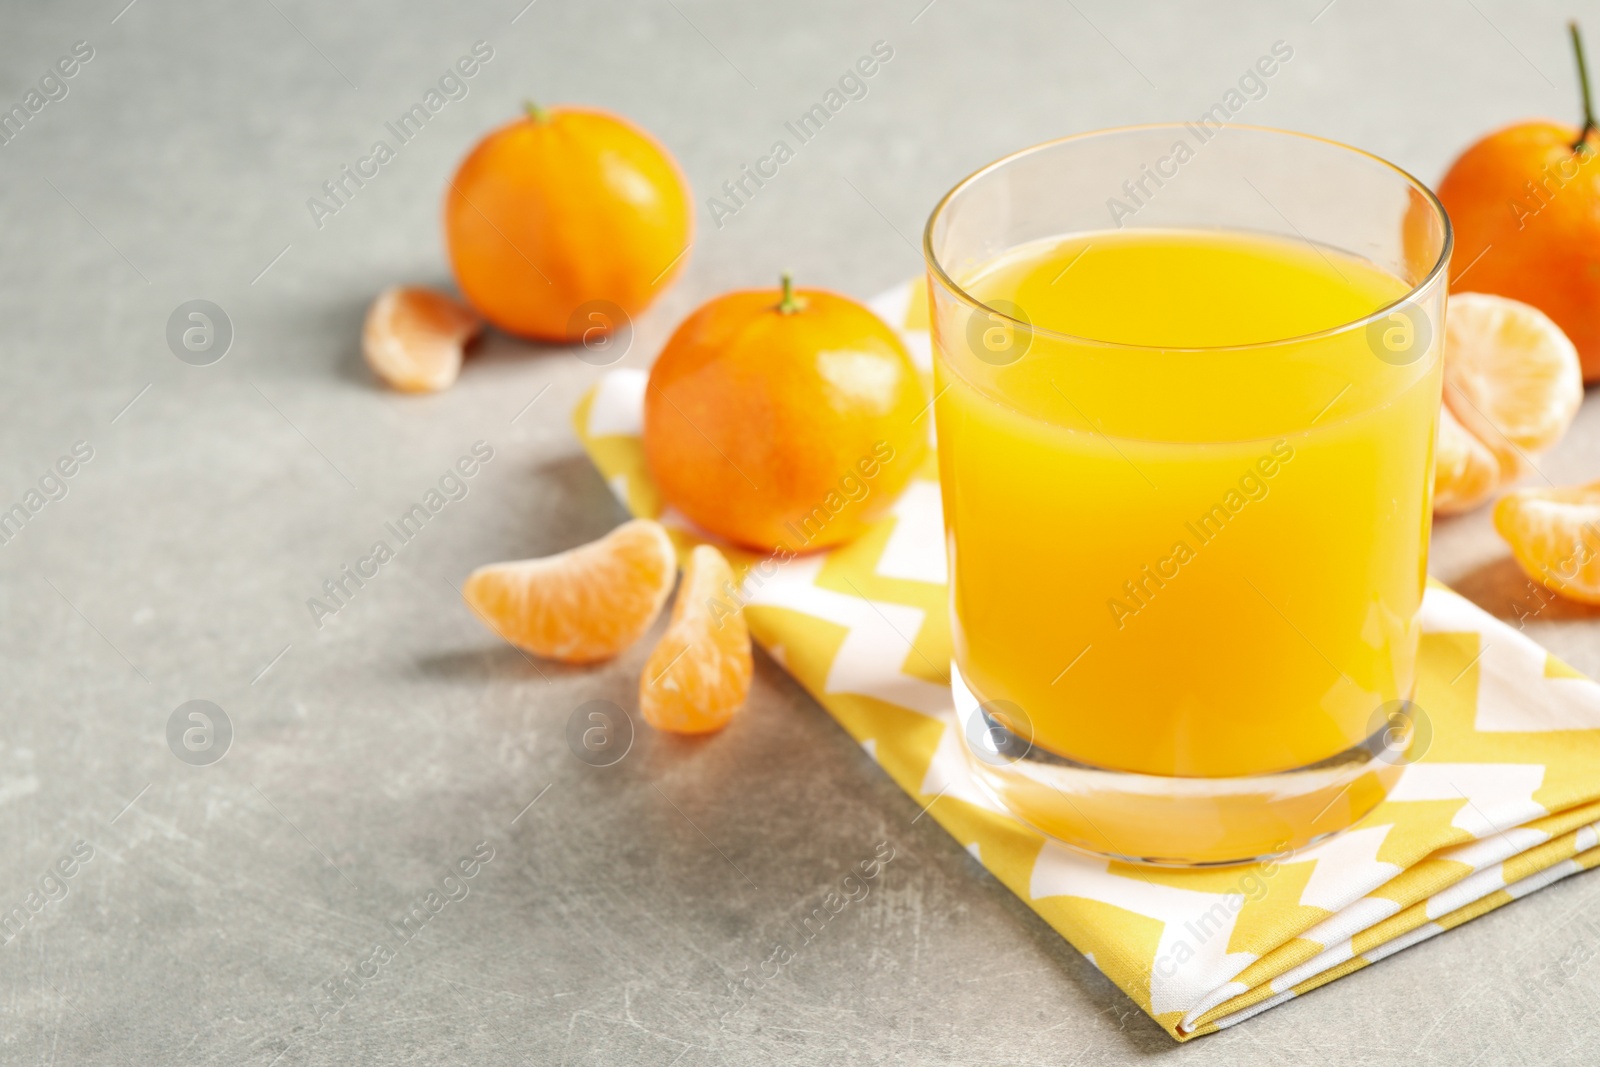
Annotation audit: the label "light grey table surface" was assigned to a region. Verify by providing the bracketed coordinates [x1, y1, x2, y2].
[3, 1, 1598, 1063]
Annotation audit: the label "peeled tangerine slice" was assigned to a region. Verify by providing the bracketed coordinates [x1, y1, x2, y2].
[1435, 292, 1581, 513]
[639, 545, 753, 735]
[1433, 404, 1509, 515]
[1495, 483, 1600, 605]
[463, 519, 677, 663]
[363, 286, 483, 393]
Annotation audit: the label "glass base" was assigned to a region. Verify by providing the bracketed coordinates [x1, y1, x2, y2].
[953, 664, 1406, 867]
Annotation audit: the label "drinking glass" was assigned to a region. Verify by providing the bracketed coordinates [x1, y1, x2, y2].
[924, 124, 1451, 866]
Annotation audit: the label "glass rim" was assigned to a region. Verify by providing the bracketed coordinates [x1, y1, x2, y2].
[922, 122, 1455, 354]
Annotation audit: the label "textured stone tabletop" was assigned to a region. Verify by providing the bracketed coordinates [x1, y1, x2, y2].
[2, 0, 1597, 1063]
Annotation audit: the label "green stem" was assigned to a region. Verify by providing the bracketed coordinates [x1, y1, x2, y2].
[524, 99, 550, 124]
[776, 272, 806, 314]
[1571, 21, 1596, 149]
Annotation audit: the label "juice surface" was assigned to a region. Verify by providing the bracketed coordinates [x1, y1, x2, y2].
[933, 229, 1440, 778]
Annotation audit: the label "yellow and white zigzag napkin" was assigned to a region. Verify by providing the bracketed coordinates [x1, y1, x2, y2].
[573, 279, 1600, 1040]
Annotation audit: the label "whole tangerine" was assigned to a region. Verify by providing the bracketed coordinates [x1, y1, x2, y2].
[444, 103, 692, 342]
[643, 275, 929, 553]
[1437, 22, 1600, 378]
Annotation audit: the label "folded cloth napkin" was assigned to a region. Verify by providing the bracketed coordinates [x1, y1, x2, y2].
[573, 279, 1600, 1040]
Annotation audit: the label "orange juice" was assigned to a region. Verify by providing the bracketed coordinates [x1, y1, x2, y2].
[933, 229, 1440, 781]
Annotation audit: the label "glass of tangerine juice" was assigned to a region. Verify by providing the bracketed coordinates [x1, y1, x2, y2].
[924, 125, 1451, 866]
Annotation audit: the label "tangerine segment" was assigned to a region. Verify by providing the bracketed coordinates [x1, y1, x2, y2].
[1434, 403, 1506, 516]
[463, 519, 676, 663]
[363, 286, 482, 393]
[1495, 483, 1600, 604]
[639, 545, 752, 734]
[1443, 292, 1582, 454]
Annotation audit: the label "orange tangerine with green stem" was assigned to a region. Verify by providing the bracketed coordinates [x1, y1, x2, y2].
[1438, 21, 1600, 379]
[443, 102, 693, 342]
[642, 273, 929, 553]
